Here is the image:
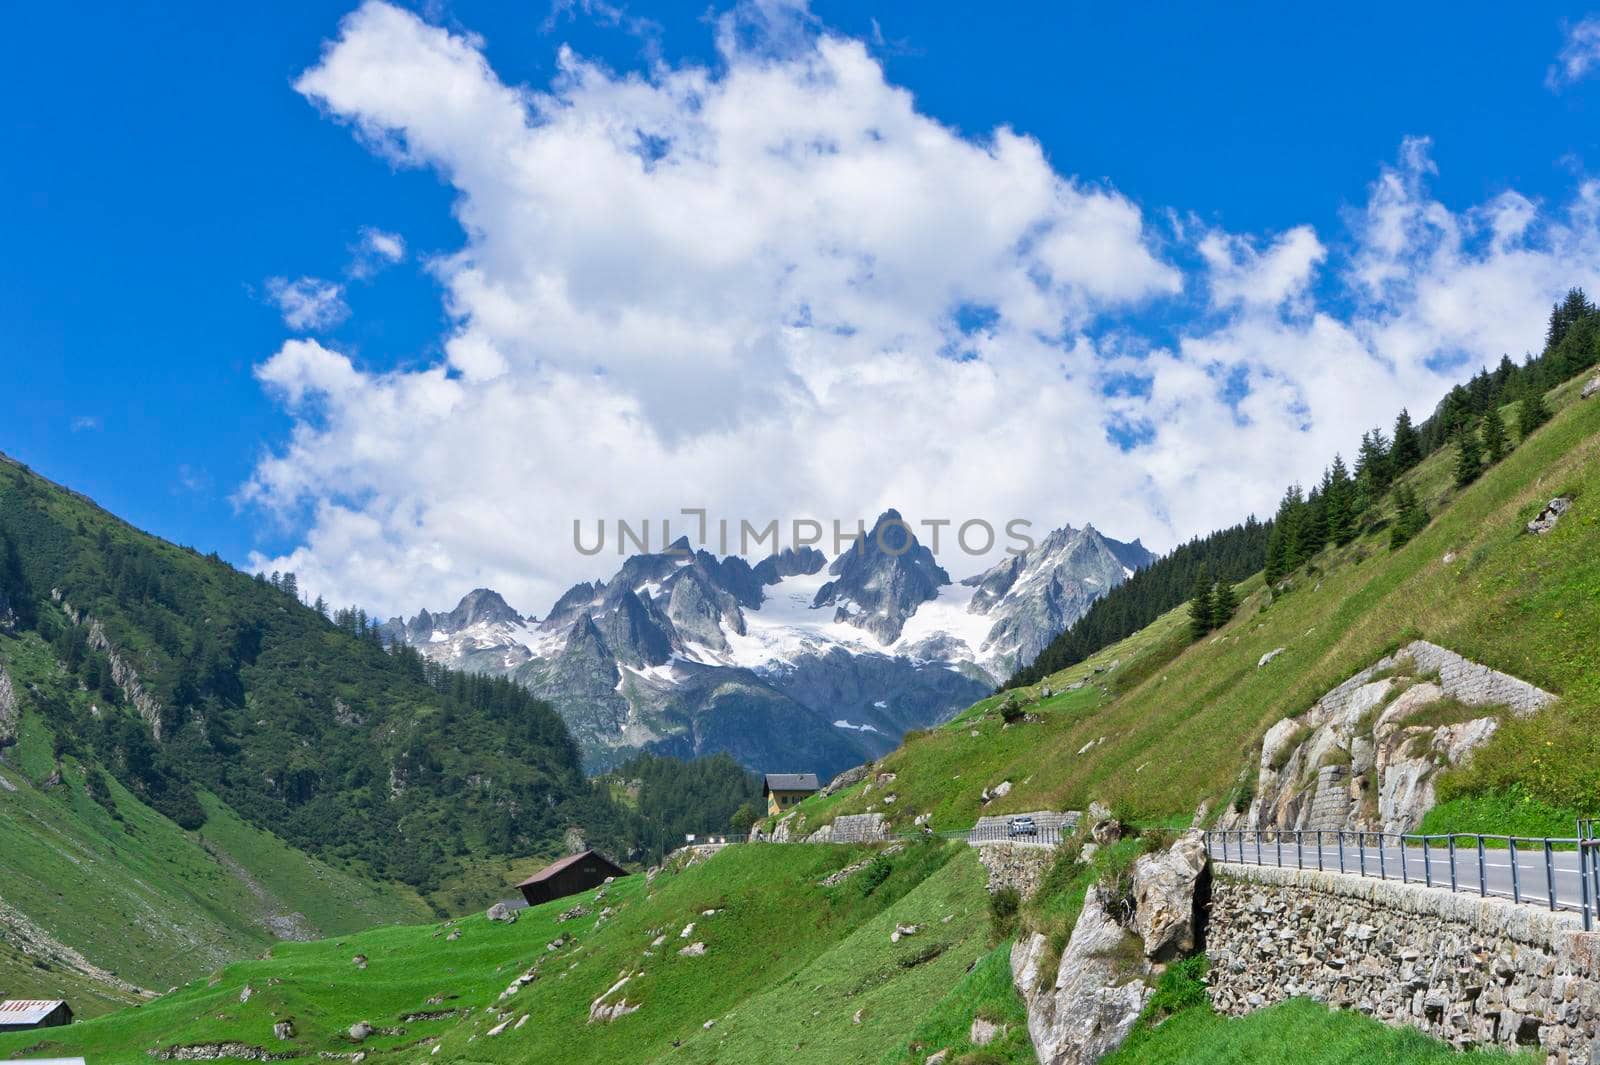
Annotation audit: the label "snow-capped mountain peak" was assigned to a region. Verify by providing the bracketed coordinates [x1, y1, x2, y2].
[385, 512, 1152, 777]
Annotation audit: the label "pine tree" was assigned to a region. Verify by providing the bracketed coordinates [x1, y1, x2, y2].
[1211, 580, 1237, 626]
[1299, 484, 1329, 558]
[1454, 419, 1483, 489]
[1326, 454, 1356, 546]
[1391, 409, 1422, 472]
[1355, 429, 1393, 494]
[1389, 484, 1429, 550]
[1517, 379, 1551, 441]
[1188, 569, 1215, 641]
[1263, 485, 1303, 586]
[1482, 404, 1509, 464]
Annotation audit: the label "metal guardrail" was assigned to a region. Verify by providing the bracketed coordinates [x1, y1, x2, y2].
[885, 822, 1072, 846]
[1206, 826, 1600, 932]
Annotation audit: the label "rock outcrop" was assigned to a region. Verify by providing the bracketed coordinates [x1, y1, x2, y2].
[52, 593, 166, 741]
[1582, 373, 1600, 399]
[0, 664, 17, 748]
[1527, 497, 1573, 535]
[1012, 834, 1211, 1065]
[1012, 891, 1152, 1065]
[1246, 641, 1555, 834]
[1131, 832, 1208, 961]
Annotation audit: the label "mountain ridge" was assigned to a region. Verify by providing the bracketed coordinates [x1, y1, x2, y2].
[384, 514, 1153, 775]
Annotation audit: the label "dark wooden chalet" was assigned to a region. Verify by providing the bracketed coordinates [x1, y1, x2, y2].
[516, 849, 627, 906]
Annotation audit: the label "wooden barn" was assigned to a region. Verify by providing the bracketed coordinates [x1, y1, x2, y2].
[516, 849, 626, 906]
[0, 999, 73, 1032]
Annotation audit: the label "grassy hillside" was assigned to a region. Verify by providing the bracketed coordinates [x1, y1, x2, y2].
[1106, 997, 1534, 1064]
[0, 450, 647, 1011]
[785, 370, 1600, 836]
[0, 629, 426, 1013]
[0, 451, 637, 899]
[0, 842, 1024, 1065]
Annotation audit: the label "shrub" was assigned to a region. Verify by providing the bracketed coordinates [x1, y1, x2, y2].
[858, 855, 893, 897]
[988, 886, 1020, 939]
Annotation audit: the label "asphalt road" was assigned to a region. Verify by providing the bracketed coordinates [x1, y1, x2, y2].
[1207, 834, 1595, 915]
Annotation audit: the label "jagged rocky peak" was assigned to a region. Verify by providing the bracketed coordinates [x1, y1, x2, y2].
[439, 587, 524, 630]
[813, 509, 949, 644]
[966, 524, 1156, 673]
[751, 545, 827, 585]
[599, 589, 675, 668]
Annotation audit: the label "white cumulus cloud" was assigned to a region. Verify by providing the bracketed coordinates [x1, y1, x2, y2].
[245, 2, 1600, 619]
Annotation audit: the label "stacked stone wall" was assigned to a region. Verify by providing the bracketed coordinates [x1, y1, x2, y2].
[1208, 863, 1599, 1063]
[976, 842, 1058, 900]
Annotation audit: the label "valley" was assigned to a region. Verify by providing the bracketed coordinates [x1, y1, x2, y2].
[2, 312, 1597, 1064]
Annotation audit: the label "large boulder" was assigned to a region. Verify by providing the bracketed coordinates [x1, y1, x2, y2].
[1527, 497, 1572, 535]
[1131, 832, 1208, 960]
[1582, 373, 1600, 399]
[1012, 889, 1152, 1065]
[486, 902, 519, 923]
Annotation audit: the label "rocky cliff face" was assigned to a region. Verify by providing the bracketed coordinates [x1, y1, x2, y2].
[812, 510, 948, 644]
[1234, 641, 1557, 834]
[386, 511, 1148, 775]
[0, 664, 17, 748]
[967, 525, 1154, 676]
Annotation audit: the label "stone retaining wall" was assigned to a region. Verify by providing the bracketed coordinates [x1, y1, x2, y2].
[976, 842, 1059, 900]
[805, 813, 892, 844]
[1401, 641, 1557, 717]
[1208, 863, 1600, 1063]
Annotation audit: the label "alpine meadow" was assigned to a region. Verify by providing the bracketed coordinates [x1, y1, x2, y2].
[4, 4, 1600, 1065]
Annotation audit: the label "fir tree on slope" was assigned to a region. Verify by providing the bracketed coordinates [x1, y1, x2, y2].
[1454, 419, 1484, 489]
[1211, 579, 1237, 627]
[1482, 403, 1509, 464]
[1188, 568, 1215, 641]
[1324, 455, 1357, 546]
[1518, 378, 1552, 441]
[1391, 408, 1423, 472]
[1389, 483, 1430, 550]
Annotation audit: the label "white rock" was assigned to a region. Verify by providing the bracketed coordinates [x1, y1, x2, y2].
[970, 1016, 1005, 1046]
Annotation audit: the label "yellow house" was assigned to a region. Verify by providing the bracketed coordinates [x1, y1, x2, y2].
[763, 772, 820, 816]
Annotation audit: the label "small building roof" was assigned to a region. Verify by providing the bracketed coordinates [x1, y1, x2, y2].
[0, 999, 69, 1024]
[515, 849, 625, 888]
[763, 773, 820, 794]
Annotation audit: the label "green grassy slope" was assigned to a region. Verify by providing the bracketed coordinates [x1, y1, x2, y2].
[1106, 998, 1534, 1065]
[0, 451, 635, 902]
[0, 632, 426, 1013]
[0, 842, 1008, 1065]
[791, 371, 1600, 833]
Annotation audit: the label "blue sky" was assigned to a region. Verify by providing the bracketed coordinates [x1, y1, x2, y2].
[6, 1, 1600, 613]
